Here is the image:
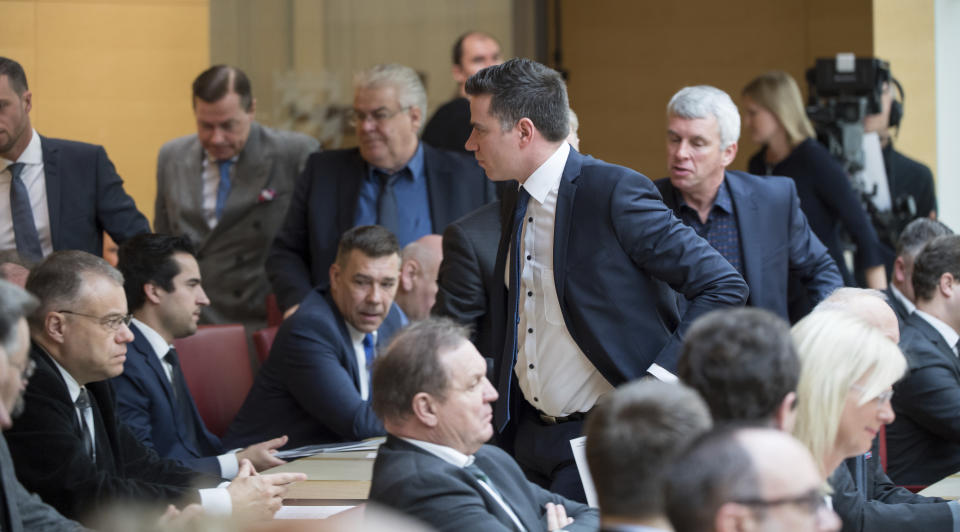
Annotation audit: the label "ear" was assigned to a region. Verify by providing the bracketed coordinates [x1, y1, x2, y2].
[452, 64, 467, 85]
[516, 117, 536, 148]
[893, 256, 907, 284]
[409, 105, 423, 133]
[400, 260, 418, 292]
[715, 502, 754, 532]
[411, 392, 439, 427]
[775, 391, 798, 431]
[248, 97, 257, 118]
[43, 311, 67, 345]
[329, 262, 341, 288]
[940, 272, 956, 299]
[22, 90, 32, 114]
[721, 140, 739, 167]
[143, 282, 163, 305]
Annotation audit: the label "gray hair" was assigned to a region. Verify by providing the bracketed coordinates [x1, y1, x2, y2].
[354, 64, 428, 133]
[25, 251, 124, 330]
[897, 218, 953, 259]
[667, 85, 741, 150]
[0, 279, 37, 356]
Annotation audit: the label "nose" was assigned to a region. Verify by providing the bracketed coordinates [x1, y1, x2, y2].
[366, 283, 382, 304]
[116, 322, 135, 344]
[482, 377, 499, 402]
[210, 127, 225, 145]
[197, 287, 211, 307]
[878, 399, 895, 424]
[465, 129, 478, 152]
[674, 140, 691, 160]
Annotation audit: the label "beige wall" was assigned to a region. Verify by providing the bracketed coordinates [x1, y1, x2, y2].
[558, 0, 934, 180]
[0, 0, 210, 225]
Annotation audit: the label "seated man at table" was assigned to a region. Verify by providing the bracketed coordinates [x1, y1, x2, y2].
[368, 318, 598, 532]
[585, 379, 712, 532]
[226, 225, 405, 449]
[112, 233, 288, 477]
[5, 250, 304, 524]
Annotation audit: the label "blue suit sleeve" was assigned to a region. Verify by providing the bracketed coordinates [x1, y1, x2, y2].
[783, 179, 843, 305]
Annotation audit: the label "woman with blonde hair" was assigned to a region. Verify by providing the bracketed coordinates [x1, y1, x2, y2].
[743, 71, 886, 295]
[791, 309, 955, 530]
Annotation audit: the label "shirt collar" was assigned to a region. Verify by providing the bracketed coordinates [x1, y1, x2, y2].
[521, 142, 570, 204]
[344, 321, 376, 345]
[678, 178, 733, 215]
[1, 129, 42, 168]
[49, 353, 83, 403]
[915, 309, 960, 350]
[890, 285, 917, 314]
[401, 437, 474, 468]
[203, 153, 239, 167]
[131, 318, 174, 365]
[367, 142, 424, 181]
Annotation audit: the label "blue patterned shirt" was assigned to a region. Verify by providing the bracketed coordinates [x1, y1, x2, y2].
[354, 143, 432, 246]
[676, 181, 744, 276]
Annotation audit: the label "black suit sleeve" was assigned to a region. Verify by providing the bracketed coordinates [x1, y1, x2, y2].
[829, 463, 954, 532]
[434, 221, 486, 338]
[93, 145, 151, 242]
[266, 159, 319, 310]
[893, 347, 960, 442]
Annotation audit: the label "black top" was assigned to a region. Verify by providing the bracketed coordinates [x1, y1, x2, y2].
[422, 97, 472, 153]
[749, 138, 884, 283]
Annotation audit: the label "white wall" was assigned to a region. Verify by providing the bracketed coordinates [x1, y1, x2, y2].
[936, 0, 960, 230]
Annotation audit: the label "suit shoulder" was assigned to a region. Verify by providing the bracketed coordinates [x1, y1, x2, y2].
[40, 136, 105, 159]
[899, 321, 949, 369]
[157, 134, 199, 158]
[305, 147, 360, 167]
[257, 124, 320, 153]
[423, 144, 483, 173]
[889, 148, 933, 179]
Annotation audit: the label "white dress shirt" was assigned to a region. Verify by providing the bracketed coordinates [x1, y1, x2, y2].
[403, 438, 526, 531]
[891, 284, 917, 315]
[0, 130, 54, 256]
[201, 154, 237, 230]
[346, 323, 376, 400]
[132, 318, 239, 478]
[914, 310, 960, 356]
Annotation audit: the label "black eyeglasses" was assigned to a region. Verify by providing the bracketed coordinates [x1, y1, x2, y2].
[58, 310, 132, 332]
[735, 488, 826, 514]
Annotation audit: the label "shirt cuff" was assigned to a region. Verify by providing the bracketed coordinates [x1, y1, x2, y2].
[948, 500, 960, 532]
[199, 486, 232, 516]
[647, 363, 678, 382]
[217, 451, 240, 479]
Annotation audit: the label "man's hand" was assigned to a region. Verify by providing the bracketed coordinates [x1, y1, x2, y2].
[158, 503, 204, 527]
[283, 305, 299, 319]
[236, 435, 288, 471]
[545, 502, 573, 531]
[226, 459, 306, 521]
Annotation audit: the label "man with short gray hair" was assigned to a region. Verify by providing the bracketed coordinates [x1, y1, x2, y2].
[368, 317, 598, 532]
[268, 63, 494, 316]
[655, 85, 841, 322]
[887, 218, 953, 326]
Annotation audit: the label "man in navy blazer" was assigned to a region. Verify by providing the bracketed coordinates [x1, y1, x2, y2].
[227, 225, 405, 449]
[464, 59, 748, 501]
[267, 63, 494, 315]
[0, 57, 149, 263]
[111, 234, 288, 477]
[655, 86, 841, 322]
[888, 235, 960, 486]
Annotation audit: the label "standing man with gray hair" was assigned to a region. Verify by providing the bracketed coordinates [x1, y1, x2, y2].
[465, 59, 748, 502]
[155, 65, 319, 335]
[655, 85, 841, 322]
[268, 63, 495, 316]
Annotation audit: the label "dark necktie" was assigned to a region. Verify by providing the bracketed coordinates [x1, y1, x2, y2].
[376, 170, 400, 236]
[215, 159, 233, 220]
[7, 162, 43, 262]
[75, 387, 96, 461]
[496, 187, 531, 432]
[164, 348, 199, 445]
[363, 333, 376, 394]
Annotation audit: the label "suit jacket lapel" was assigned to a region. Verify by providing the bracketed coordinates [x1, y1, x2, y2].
[337, 150, 367, 237]
[216, 123, 271, 236]
[724, 172, 762, 301]
[912, 315, 960, 375]
[553, 150, 583, 310]
[129, 324, 180, 418]
[174, 139, 206, 238]
[326, 292, 361, 388]
[423, 144, 453, 230]
[40, 136, 62, 250]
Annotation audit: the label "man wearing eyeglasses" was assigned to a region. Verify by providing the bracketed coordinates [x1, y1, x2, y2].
[4, 251, 305, 525]
[155, 65, 319, 338]
[267, 63, 494, 317]
[666, 427, 841, 532]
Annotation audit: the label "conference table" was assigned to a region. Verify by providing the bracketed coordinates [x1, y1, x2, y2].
[920, 472, 960, 500]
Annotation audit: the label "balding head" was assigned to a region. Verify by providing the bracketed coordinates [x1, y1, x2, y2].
[814, 287, 899, 343]
[395, 234, 443, 321]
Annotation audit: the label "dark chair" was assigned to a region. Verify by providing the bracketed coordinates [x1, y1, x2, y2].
[252, 326, 279, 364]
[266, 294, 283, 327]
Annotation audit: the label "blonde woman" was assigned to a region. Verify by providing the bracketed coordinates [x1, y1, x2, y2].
[792, 310, 955, 531]
[743, 71, 886, 292]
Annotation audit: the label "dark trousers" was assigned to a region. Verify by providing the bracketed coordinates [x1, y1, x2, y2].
[512, 400, 588, 503]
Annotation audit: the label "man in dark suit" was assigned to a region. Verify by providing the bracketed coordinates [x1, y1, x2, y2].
[889, 235, 960, 486]
[0, 57, 149, 263]
[886, 218, 953, 327]
[422, 31, 503, 153]
[585, 379, 711, 532]
[682, 300, 958, 531]
[112, 234, 288, 477]
[464, 58, 748, 501]
[5, 251, 304, 524]
[655, 85, 841, 322]
[267, 63, 495, 315]
[155, 65, 319, 334]
[0, 279, 85, 531]
[227, 225, 405, 449]
[433, 200, 502, 359]
[368, 318, 598, 532]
